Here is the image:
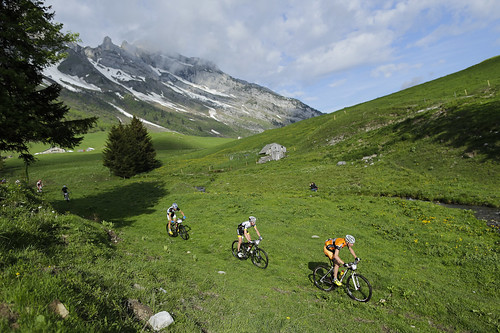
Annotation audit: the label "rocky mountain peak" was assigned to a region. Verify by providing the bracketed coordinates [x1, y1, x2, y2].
[44, 38, 323, 137]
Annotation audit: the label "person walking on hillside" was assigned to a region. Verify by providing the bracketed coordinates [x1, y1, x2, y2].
[323, 235, 360, 286]
[61, 185, 70, 201]
[236, 216, 262, 258]
[36, 179, 43, 192]
[167, 203, 185, 235]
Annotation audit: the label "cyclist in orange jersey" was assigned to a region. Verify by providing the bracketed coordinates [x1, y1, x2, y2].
[324, 235, 360, 286]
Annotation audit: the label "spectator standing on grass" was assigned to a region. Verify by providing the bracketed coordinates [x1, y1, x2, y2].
[61, 185, 70, 201]
[36, 179, 43, 192]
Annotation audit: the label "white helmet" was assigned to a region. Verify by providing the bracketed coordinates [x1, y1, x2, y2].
[345, 235, 355, 244]
[172, 203, 178, 209]
[249, 216, 256, 223]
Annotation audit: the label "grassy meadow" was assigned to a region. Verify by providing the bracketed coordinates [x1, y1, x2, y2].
[1, 56, 499, 332]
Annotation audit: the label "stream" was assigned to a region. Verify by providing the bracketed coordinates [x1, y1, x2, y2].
[437, 203, 500, 229]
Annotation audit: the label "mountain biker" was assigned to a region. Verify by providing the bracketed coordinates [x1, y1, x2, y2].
[310, 182, 318, 192]
[324, 235, 360, 286]
[61, 185, 70, 201]
[167, 203, 185, 235]
[236, 216, 262, 258]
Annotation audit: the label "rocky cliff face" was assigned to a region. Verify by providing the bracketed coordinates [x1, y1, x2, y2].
[44, 37, 322, 137]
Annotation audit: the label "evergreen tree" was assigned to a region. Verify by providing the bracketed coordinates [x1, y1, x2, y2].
[103, 124, 134, 178]
[128, 116, 160, 173]
[0, 0, 97, 169]
[103, 117, 160, 178]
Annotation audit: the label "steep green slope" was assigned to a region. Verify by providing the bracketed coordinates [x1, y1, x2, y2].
[1, 56, 498, 332]
[161, 56, 499, 206]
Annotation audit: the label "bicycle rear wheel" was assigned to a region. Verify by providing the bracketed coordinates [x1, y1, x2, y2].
[312, 265, 334, 291]
[167, 223, 178, 237]
[251, 248, 268, 269]
[231, 240, 244, 259]
[178, 225, 189, 240]
[346, 273, 372, 302]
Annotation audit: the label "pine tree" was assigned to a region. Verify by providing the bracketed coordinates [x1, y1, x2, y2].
[128, 116, 160, 173]
[103, 117, 160, 178]
[0, 0, 97, 169]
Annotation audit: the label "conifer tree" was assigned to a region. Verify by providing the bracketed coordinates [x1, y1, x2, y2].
[0, 0, 97, 170]
[103, 117, 160, 178]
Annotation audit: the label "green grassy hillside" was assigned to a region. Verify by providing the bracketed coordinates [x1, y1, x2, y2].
[1, 56, 499, 332]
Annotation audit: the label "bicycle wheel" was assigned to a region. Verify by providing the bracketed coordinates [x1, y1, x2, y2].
[312, 265, 334, 291]
[251, 248, 269, 269]
[231, 240, 244, 259]
[178, 225, 189, 240]
[346, 273, 372, 302]
[167, 223, 177, 237]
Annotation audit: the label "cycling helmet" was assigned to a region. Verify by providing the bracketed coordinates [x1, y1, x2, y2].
[172, 203, 178, 209]
[249, 216, 256, 223]
[345, 234, 355, 244]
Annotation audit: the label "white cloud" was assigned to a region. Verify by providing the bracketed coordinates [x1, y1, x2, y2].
[328, 79, 347, 88]
[372, 63, 423, 78]
[45, 0, 500, 112]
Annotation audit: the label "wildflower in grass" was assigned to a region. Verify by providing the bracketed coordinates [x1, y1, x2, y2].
[286, 317, 290, 320]
[414, 239, 418, 243]
[16, 272, 20, 278]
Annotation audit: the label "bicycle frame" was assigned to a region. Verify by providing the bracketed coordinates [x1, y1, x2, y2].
[317, 259, 359, 286]
[242, 239, 260, 255]
[313, 259, 371, 302]
[170, 217, 184, 231]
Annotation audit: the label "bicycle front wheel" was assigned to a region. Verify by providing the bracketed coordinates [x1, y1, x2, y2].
[178, 225, 189, 240]
[312, 265, 334, 291]
[346, 273, 372, 302]
[251, 248, 268, 269]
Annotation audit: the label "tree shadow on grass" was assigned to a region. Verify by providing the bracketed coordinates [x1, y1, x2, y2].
[51, 180, 167, 228]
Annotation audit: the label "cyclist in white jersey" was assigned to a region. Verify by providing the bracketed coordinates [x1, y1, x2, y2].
[167, 203, 185, 235]
[236, 216, 262, 257]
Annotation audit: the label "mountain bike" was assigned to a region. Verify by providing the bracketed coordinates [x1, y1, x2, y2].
[167, 217, 189, 240]
[312, 259, 372, 302]
[63, 192, 70, 201]
[231, 239, 268, 269]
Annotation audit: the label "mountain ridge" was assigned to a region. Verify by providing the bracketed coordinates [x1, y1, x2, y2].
[43, 37, 322, 137]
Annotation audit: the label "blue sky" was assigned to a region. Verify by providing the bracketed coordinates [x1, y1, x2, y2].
[45, 0, 500, 113]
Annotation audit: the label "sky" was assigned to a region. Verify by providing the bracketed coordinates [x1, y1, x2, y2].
[44, 0, 500, 113]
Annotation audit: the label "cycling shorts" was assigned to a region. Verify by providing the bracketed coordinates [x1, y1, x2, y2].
[237, 226, 244, 236]
[323, 245, 336, 261]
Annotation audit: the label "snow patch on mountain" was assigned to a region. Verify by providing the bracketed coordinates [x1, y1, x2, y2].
[43, 63, 102, 92]
[91, 59, 145, 82]
[108, 103, 170, 131]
